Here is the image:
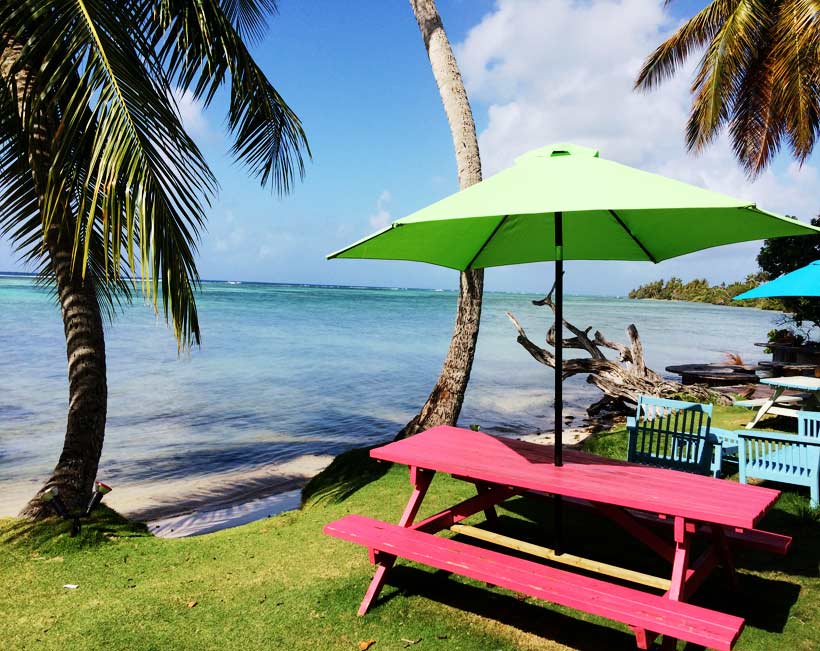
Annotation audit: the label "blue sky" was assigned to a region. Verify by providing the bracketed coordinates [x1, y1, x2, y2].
[1, 0, 817, 295]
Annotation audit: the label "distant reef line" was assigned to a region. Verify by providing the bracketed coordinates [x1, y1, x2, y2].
[628, 275, 780, 309]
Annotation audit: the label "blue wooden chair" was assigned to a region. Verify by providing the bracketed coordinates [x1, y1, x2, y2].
[737, 411, 820, 508]
[627, 396, 736, 477]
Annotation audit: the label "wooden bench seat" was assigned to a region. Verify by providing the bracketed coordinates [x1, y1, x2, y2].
[325, 514, 744, 651]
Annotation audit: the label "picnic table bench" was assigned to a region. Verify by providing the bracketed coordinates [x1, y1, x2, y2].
[325, 426, 789, 651]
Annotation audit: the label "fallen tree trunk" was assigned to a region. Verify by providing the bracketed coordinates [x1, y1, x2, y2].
[506, 289, 731, 416]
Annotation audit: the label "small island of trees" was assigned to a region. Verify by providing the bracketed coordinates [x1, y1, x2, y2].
[627, 273, 779, 309]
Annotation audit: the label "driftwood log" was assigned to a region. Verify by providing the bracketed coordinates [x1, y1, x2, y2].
[506, 288, 731, 416]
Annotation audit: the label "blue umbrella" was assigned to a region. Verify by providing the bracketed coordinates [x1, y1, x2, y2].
[734, 260, 820, 299]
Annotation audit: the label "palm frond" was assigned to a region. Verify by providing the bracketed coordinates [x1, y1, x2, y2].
[152, 0, 309, 194]
[635, 0, 738, 90]
[728, 34, 784, 175]
[769, 0, 820, 163]
[221, 0, 278, 43]
[2, 0, 215, 347]
[686, 0, 771, 150]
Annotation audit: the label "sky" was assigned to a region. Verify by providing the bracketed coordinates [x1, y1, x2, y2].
[2, 0, 818, 296]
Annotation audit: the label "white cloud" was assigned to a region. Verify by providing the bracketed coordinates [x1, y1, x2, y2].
[213, 211, 246, 253]
[172, 88, 217, 143]
[369, 190, 393, 230]
[455, 0, 820, 291]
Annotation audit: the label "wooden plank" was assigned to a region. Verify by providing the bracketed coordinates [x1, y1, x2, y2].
[326, 515, 744, 651]
[370, 426, 780, 529]
[450, 523, 672, 591]
[733, 396, 803, 408]
[411, 486, 521, 534]
[761, 375, 820, 391]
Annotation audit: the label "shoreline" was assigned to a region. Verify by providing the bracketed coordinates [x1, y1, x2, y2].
[5, 426, 597, 539]
[134, 426, 596, 537]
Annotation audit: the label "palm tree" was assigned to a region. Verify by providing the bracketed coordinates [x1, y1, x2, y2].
[398, 0, 484, 438]
[0, 0, 308, 518]
[635, 1, 820, 176]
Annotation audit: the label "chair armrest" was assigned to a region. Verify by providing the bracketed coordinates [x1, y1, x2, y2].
[708, 427, 739, 446]
[626, 416, 636, 431]
[736, 431, 820, 445]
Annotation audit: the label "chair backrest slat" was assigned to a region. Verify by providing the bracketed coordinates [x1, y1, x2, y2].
[799, 411, 820, 439]
[628, 395, 714, 475]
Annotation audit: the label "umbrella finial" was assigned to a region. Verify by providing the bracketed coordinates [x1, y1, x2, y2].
[515, 143, 600, 164]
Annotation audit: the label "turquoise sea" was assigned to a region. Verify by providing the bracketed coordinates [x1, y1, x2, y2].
[0, 275, 781, 517]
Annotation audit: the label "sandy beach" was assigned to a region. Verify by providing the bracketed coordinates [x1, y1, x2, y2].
[0, 428, 599, 538]
[0, 453, 335, 537]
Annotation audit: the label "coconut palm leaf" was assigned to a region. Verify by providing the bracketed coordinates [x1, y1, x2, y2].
[151, 0, 309, 193]
[635, 0, 737, 90]
[2, 0, 216, 345]
[769, 0, 820, 163]
[221, 0, 279, 42]
[637, 0, 820, 176]
[686, 0, 771, 150]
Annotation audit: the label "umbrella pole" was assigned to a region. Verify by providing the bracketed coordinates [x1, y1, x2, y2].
[554, 211, 564, 554]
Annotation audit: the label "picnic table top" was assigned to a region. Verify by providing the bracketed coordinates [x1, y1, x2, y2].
[371, 425, 781, 530]
[760, 375, 820, 391]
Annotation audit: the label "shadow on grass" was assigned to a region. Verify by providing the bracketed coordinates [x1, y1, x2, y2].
[0, 504, 150, 551]
[382, 565, 645, 651]
[301, 446, 391, 507]
[478, 497, 804, 633]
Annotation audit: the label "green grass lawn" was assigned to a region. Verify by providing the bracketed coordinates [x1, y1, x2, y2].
[2, 407, 818, 650]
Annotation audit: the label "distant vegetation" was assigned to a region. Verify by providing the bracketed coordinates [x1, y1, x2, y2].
[628, 273, 781, 309]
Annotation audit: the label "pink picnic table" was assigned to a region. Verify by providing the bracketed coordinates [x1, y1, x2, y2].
[325, 425, 790, 651]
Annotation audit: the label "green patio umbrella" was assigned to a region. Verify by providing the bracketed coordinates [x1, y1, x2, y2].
[329, 143, 820, 467]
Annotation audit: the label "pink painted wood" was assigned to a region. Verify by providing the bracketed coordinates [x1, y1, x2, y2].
[325, 514, 745, 651]
[371, 426, 780, 529]
[356, 467, 434, 616]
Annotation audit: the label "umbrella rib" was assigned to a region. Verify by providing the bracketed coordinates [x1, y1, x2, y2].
[465, 215, 508, 270]
[608, 210, 657, 263]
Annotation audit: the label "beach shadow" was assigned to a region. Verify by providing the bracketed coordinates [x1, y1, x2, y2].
[301, 445, 391, 506]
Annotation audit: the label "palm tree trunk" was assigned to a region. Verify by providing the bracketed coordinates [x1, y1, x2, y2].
[2, 40, 109, 520]
[398, 0, 484, 438]
[19, 226, 108, 519]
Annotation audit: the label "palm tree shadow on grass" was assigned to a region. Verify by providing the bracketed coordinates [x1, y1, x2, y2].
[301, 446, 391, 507]
[1, 505, 150, 550]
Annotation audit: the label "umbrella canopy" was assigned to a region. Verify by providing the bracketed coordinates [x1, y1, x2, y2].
[734, 260, 820, 299]
[330, 144, 815, 268]
[329, 143, 820, 471]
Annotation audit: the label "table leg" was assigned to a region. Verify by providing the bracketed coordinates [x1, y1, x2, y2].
[711, 524, 738, 590]
[633, 516, 691, 650]
[746, 386, 785, 429]
[668, 516, 691, 602]
[553, 494, 563, 555]
[357, 466, 434, 616]
[473, 482, 499, 526]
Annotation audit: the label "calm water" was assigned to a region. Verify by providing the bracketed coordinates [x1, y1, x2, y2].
[0, 276, 780, 513]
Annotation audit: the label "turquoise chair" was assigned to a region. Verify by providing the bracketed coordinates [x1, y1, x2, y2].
[627, 396, 737, 477]
[738, 411, 820, 508]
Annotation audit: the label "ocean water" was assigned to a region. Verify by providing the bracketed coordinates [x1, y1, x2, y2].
[0, 275, 781, 515]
